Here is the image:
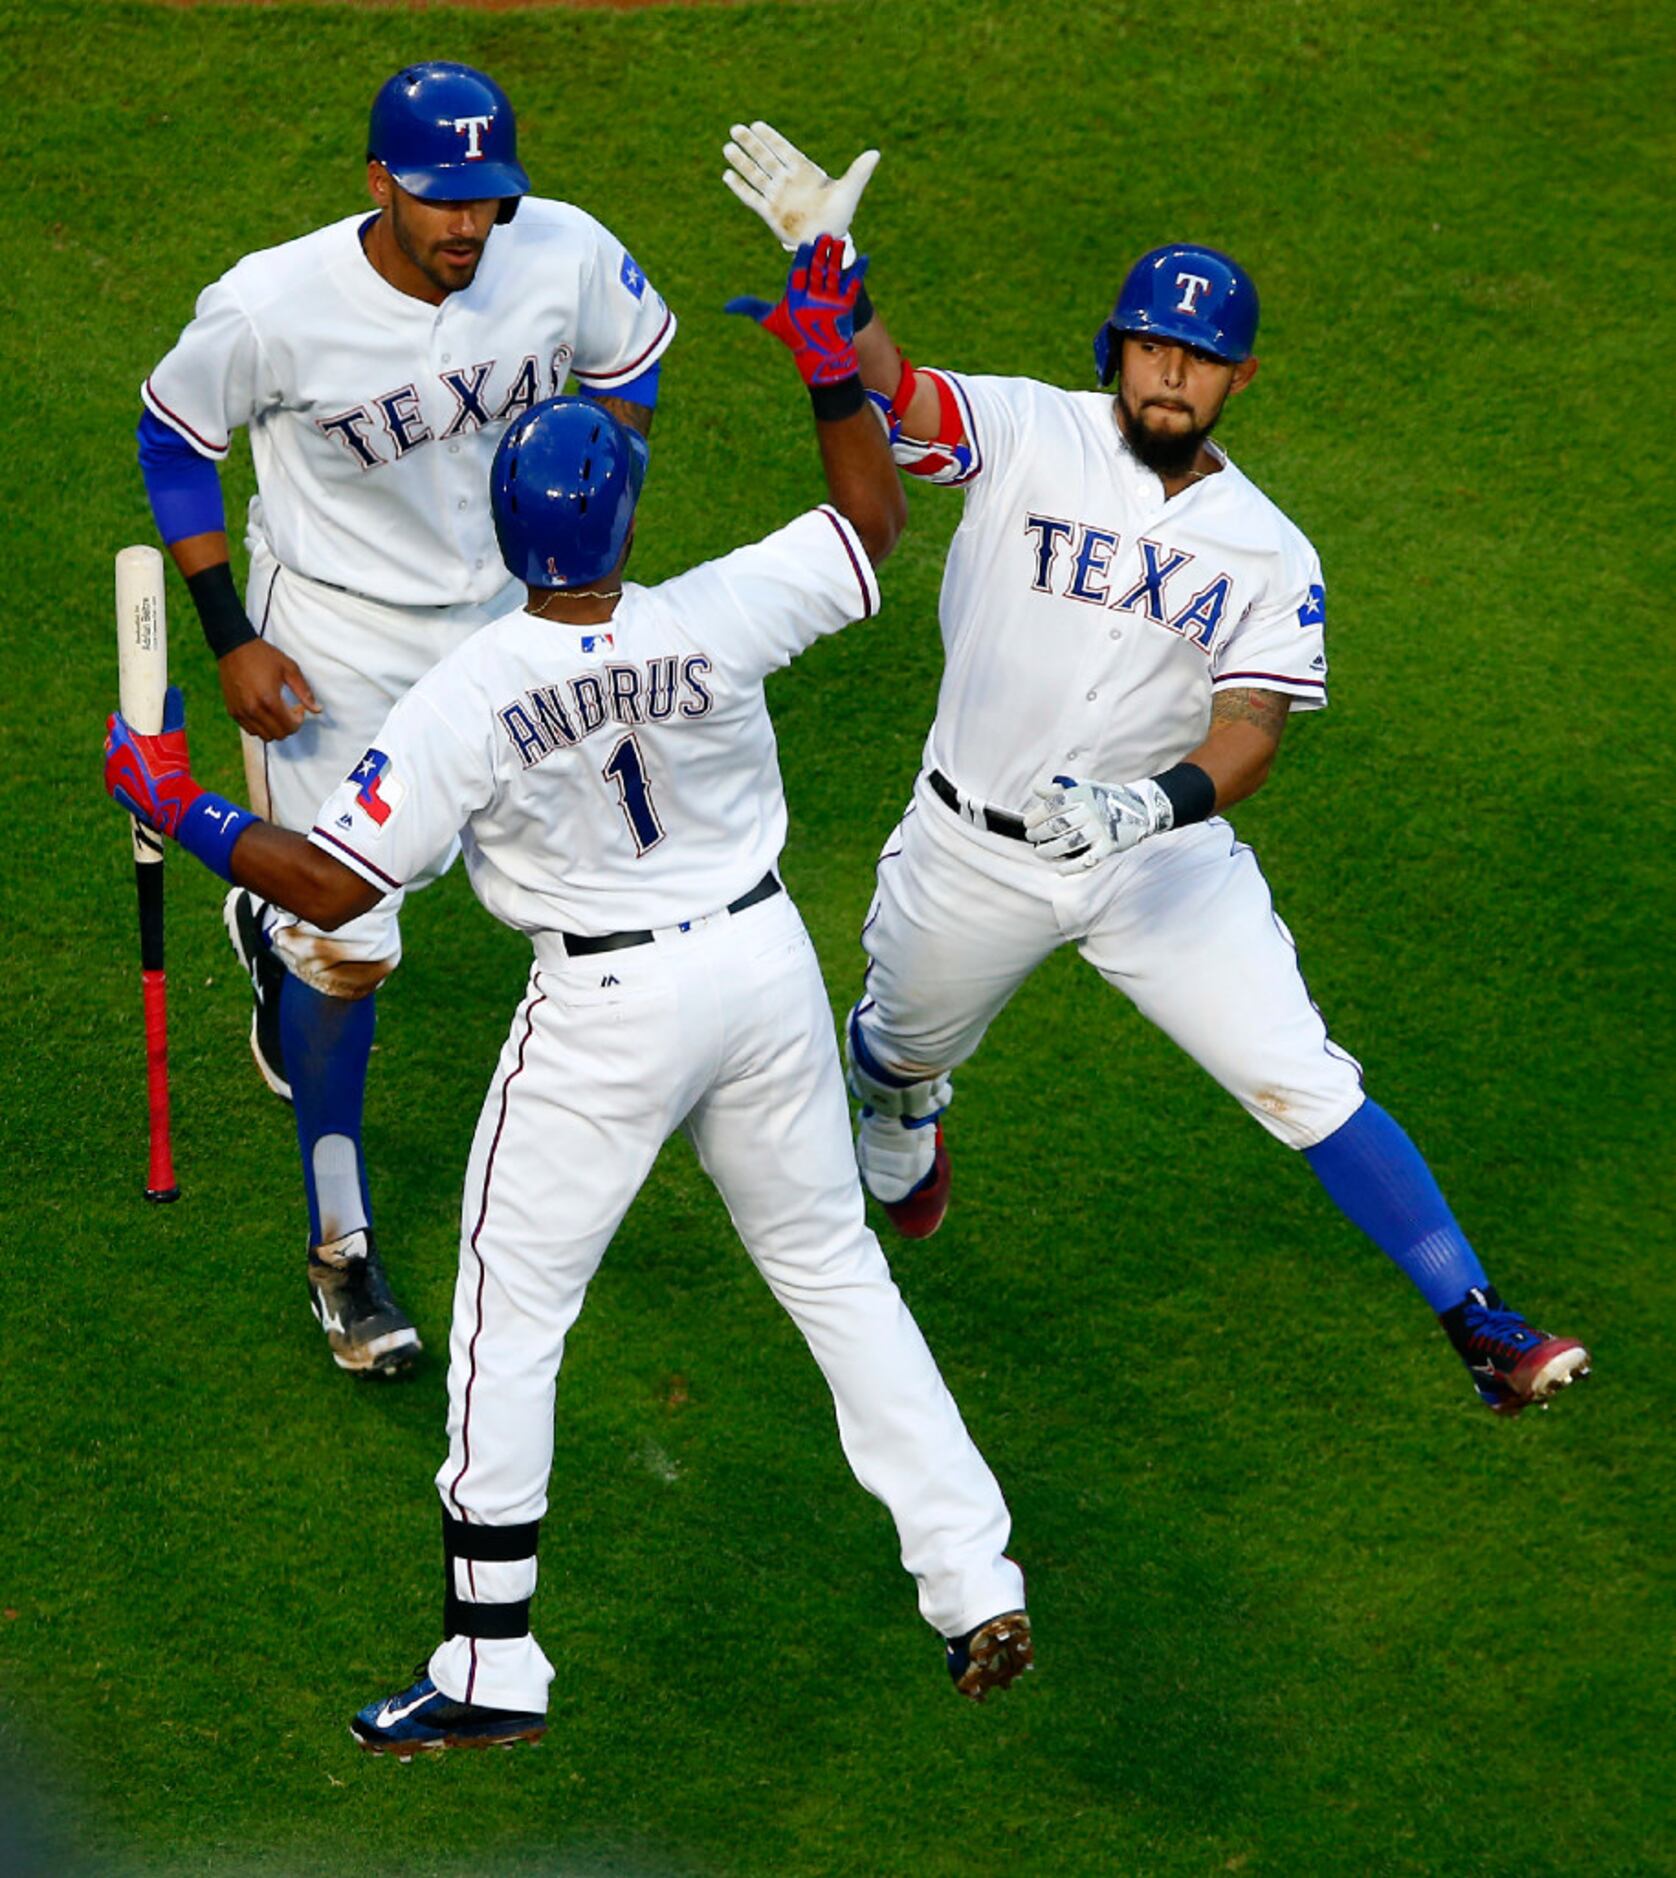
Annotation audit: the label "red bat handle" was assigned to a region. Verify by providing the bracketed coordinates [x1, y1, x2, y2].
[136, 859, 180, 1204]
[142, 969, 179, 1202]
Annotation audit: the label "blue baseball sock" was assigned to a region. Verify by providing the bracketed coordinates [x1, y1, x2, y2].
[1302, 1098, 1489, 1312]
[279, 974, 376, 1249]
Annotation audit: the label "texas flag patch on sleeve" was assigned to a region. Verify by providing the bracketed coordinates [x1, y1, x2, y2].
[348, 747, 406, 833]
[1297, 583, 1326, 629]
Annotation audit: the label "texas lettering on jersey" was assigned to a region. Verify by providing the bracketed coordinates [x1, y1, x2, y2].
[142, 202, 676, 607]
[498, 654, 715, 770]
[910, 373, 1329, 802]
[316, 346, 576, 471]
[1023, 518, 1236, 654]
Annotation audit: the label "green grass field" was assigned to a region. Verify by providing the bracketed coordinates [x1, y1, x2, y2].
[4, 1, 1672, 1871]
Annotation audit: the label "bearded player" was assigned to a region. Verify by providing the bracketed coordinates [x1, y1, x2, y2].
[107, 238, 1032, 1751]
[136, 64, 675, 1375]
[723, 126, 1588, 1417]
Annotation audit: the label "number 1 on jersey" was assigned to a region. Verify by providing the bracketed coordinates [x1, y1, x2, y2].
[603, 733, 665, 855]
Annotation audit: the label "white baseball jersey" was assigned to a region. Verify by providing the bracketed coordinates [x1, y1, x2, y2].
[912, 372, 1328, 806]
[142, 198, 675, 608]
[306, 506, 879, 933]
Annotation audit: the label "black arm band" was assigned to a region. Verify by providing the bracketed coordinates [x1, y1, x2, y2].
[810, 373, 867, 421]
[851, 280, 875, 333]
[185, 561, 258, 659]
[1152, 761, 1217, 828]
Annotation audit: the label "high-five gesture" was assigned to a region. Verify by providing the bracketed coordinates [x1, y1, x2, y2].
[726, 235, 870, 388]
[723, 122, 879, 254]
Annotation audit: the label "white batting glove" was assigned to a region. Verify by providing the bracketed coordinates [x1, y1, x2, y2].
[1024, 776, 1173, 872]
[722, 121, 880, 257]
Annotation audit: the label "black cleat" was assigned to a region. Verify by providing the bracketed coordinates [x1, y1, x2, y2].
[1439, 1285, 1590, 1415]
[308, 1229, 421, 1376]
[223, 887, 292, 1102]
[351, 1666, 545, 1758]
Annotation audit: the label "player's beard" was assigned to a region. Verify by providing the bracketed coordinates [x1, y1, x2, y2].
[1115, 380, 1224, 477]
[390, 197, 486, 297]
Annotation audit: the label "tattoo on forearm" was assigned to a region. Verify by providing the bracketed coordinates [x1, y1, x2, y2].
[594, 396, 654, 438]
[1211, 687, 1290, 742]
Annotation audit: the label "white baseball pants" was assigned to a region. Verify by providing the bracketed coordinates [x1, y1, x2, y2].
[428, 888, 1024, 1713]
[240, 540, 517, 989]
[856, 774, 1365, 1158]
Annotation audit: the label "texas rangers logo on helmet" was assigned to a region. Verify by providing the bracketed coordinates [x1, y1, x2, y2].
[453, 114, 494, 159]
[1174, 272, 1212, 314]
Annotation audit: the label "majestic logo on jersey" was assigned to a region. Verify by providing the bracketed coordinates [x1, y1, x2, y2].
[453, 114, 494, 159]
[1297, 583, 1326, 628]
[315, 350, 575, 471]
[497, 654, 714, 770]
[1174, 272, 1212, 313]
[349, 747, 406, 830]
[1022, 516, 1235, 654]
[620, 253, 647, 302]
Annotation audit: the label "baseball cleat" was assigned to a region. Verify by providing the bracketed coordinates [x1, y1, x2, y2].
[880, 1123, 952, 1239]
[351, 1668, 545, 1759]
[223, 887, 292, 1102]
[308, 1229, 422, 1376]
[1438, 1285, 1590, 1415]
[946, 1609, 1033, 1702]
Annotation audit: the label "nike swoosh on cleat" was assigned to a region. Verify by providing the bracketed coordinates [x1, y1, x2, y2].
[375, 1686, 442, 1730]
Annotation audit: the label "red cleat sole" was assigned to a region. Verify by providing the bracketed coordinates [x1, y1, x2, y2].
[881, 1124, 951, 1239]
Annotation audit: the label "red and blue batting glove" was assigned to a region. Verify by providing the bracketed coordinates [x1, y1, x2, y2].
[726, 234, 869, 395]
[105, 684, 259, 881]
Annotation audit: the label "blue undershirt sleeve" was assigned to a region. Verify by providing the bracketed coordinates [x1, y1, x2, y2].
[137, 409, 227, 545]
[580, 359, 661, 412]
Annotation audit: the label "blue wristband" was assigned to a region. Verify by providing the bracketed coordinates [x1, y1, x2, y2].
[176, 793, 260, 882]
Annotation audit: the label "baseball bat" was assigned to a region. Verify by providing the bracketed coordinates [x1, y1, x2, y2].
[115, 544, 181, 1204]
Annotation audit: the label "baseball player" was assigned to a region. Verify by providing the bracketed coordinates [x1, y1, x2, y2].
[724, 127, 1589, 1417]
[105, 238, 1033, 1756]
[137, 62, 676, 1375]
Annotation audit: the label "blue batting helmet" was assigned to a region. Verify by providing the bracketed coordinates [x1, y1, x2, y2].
[1094, 245, 1260, 383]
[491, 398, 650, 589]
[368, 63, 530, 224]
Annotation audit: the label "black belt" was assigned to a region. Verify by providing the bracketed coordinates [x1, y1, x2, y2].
[560, 871, 782, 957]
[927, 768, 1029, 842]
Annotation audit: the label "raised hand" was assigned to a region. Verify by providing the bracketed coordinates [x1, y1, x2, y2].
[725, 235, 869, 386]
[722, 122, 879, 253]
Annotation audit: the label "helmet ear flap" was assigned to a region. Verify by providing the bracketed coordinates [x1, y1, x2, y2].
[1093, 323, 1119, 388]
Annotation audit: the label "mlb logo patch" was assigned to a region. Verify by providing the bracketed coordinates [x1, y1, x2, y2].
[1297, 583, 1326, 629]
[581, 632, 615, 653]
[349, 747, 406, 831]
[619, 252, 646, 301]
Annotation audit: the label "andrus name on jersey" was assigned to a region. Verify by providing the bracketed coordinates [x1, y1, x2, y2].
[499, 654, 714, 770]
[1023, 516, 1233, 654]
[316, 347, 575, 472]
